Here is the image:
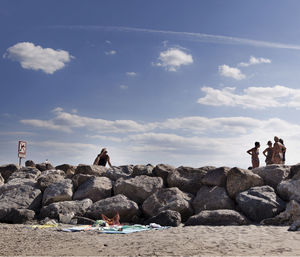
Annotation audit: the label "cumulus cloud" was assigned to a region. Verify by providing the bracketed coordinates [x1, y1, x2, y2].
[154, 47, 193, 71]
[3, 42, 73, 74]
[218, 64, 246, 80]
[105, 50, 116, 55]
[197, 85, 300, 109]
[239, 56, 271, 67]
[126, 72, 137, 77]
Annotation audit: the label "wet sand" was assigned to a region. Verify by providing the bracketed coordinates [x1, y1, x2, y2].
[0, 224, 300, 256]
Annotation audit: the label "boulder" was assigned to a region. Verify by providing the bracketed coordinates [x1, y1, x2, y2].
[36, 162, 54, 172]
[290, 163, 300, 180]
[252, 165, 290, 188]
[42, 179, 73, 206]
[73, 177, 112, 202]
[25, 160, 35, 167]
[192, 186, 235, 214]
[55, 164, 76, 178]
[7, 167, 41, 181]
[85, 194, 139, 222]
[118, 165, 134, 175]
[261, 200, 300, 226]
[144, 210, 181, 227]
[202, 167, 230, 187]
[167, 166, 210, 194]
[75, 164, 107, 176]
[185, 209, 248, 226]
[114, 175, 164, 204]
[0, 164, 18, 182]
[0, 208, 35, 224]
[236, 186, 286, 222]
[0, 179, 42, 221]
[40, 198, 93, 219]
[0, 174, 4, 186]
[153, 164, 176, 186]
[37, 170, 65, 191]
[142, 187, 194, 221]
[277, 179, 300, 202]
[226, 167, 264, 198]
[103, 166, 132, 181]
[72, 174, 94, 190]
[132, 164, 154, 177]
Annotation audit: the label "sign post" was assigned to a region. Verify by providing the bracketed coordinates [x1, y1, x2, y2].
[18, 141, 27, 167]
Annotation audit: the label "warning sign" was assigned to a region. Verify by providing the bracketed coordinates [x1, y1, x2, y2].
[18, 141, 27, 158]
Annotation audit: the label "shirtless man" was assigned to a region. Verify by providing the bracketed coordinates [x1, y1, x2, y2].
[272, 136, 286, 164]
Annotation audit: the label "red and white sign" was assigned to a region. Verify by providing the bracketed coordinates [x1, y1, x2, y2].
[18, 141, 27, 158]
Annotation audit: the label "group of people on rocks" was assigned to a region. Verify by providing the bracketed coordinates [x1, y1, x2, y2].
[247, 136, 286, 169]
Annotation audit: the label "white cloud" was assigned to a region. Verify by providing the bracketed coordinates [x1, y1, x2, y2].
[239, 56, 271, 67]
[218, 65, 246, 80]
[154, 47, 193, 72]
[197, 85, 300, 109]
[105, 40, 112, 44]
[105, 50, 116, 55]
[3, 42, 73, 74]
[126, 72, 137, 77]
[120, 85, 128, 90]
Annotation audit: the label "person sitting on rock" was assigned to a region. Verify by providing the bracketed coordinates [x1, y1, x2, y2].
[263, 140, 273, 165]
[272, 136, 286, 164]
[93, 148, 112, 167]
[247, 141, 260, 169]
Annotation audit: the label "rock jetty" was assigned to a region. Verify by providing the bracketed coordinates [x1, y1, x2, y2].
[0, 162, 300, 229]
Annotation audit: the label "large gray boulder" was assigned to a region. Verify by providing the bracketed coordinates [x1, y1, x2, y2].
[185, 209, 248, 226]
[142, 187, 194, 221]
[0, 164, 18, 182]
[36, 162, 54, 172]
[85, 194, 139, 222]
[202, 167, 230, 187]
[236, 186, 286, 222]
[144, 210, 181, 227]
[226, 167, 264, 198]
[167, 166, 210, 194]
[103, 166, 132, 181]
[42, 179, 73, 206]
[153, 164, 176, 186]
[114, 175, 164, 204]
[0, 179, 42, 221]
[261, 200, 300, 226]
[55, 164, 76, 178]
[252, 165, 290, 188]
[73, 177, 112, 202]
[75, 164, 107, 176]
[192, 186, 235, 214]
[72, 174, 94, 190]
[132, 164, 154, 177]
[25, 160, 35, 167]
[0, 208, 35, 224]
[290, 163, 300, 180]
[7, 167, 41, 182]
[277, 179, 300, 202]
[37, 170, 65, 191]
[40, 198, 93, 219]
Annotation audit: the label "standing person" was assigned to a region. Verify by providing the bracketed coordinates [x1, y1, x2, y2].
[279, 138, 286, 164]
[93, 148, 112, 167]
[263, 141, 273, 165]
[247, 142, 260, 169]
[272, 136, 286, 164]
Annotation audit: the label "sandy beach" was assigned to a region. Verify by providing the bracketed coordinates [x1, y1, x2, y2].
[0, 224, 300, 256]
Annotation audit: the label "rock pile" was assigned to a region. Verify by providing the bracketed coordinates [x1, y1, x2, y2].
[0, 162, 299, 229]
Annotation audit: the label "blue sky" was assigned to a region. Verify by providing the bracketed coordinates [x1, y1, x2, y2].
[1, 0, 300, 168]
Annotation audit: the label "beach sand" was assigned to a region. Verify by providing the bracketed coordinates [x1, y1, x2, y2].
[0, 224, 300, 256]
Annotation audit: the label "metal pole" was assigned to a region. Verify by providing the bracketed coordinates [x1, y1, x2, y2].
[19, 157, 22, 167]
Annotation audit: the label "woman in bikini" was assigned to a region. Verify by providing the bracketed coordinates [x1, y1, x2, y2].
[272, 136, 286, 164]
[263, 140, 273, 165]
[247, 141, 260, 169]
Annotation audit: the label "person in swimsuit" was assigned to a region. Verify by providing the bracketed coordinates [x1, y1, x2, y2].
[263, 141, 273, 165]
[279, 138, 286, 164]
[247, 142, 260, 169]
[272, 136, 286, 164]
[93, 148, 112, 167]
